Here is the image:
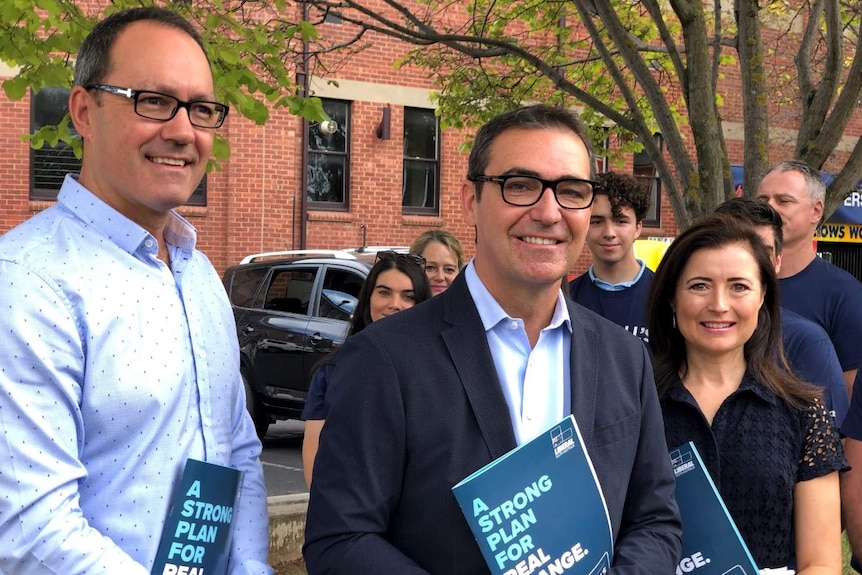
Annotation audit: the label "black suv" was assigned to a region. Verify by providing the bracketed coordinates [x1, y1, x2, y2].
[222, 251, 371, 438]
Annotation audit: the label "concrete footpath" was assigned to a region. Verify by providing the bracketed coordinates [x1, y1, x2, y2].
[267, 494, 309, 564]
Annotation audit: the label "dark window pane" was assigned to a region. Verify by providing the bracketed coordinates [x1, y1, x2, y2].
[404, 108, 437, 159]
[309, 101, 348, 152]
[402, 160, 437, 208]
[187, 176, 207, 206]
[319, 269, 363, 321]
[33, 144, 79, 193]
[633, 134, 662, 228]
[33, 86, 71, 128]
[307, 154, 346, 203]
[264, 268, 317, 315]
[307, 99, 349, 208]
[31, 87, 81, 200]
[402, 108, 439, 214]
[229, 267, 269, 307]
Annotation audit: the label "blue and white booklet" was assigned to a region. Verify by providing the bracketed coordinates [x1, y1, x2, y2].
[151, 458, 242, 575]
[452, 415, 612, 575]
[670, 442, 759, 575]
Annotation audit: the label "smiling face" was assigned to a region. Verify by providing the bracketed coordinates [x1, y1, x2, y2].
[756, 169, 822, 251]
[69, 21, 215, 234]
[673, 242, 765, 360]
[461, 127, 592, 303]
[586, 194, 642, 267]
[420, 241, 459, 295]
[369, 269, 417, 322]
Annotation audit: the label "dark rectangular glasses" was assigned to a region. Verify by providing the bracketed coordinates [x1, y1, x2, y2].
[86, 84, 229, 129]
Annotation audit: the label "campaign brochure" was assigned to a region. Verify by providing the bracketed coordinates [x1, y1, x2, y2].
[670, 442, 759, 575]
[151, 458, 243, 575]
[452, 415, 612, 575]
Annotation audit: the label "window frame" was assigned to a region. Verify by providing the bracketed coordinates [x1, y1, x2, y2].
[632, 133, 663, 228]
[30, 86, 81, 200]
[307, 98, 350, 211]
[401, 107, 440, 216]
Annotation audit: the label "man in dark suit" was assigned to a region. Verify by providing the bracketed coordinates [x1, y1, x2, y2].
[303, 104, 681, 573]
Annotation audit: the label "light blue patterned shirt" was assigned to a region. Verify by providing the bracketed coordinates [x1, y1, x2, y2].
[464, 262, 572, 445]
[0, 175, 271, 574]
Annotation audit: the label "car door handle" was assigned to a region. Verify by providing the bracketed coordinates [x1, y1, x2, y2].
[309, 333, 325, 345]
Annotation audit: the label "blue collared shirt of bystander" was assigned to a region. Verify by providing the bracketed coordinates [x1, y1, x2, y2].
[587, 259, 647, 291]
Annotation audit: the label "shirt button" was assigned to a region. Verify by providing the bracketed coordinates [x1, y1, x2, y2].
[145, 239, 154, 248]
[509, 321, 518, 330]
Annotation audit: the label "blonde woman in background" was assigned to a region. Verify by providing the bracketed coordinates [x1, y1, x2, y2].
[410, 229, 465, 295]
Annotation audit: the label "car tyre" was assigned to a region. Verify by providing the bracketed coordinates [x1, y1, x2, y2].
[243, 372, 270, 440]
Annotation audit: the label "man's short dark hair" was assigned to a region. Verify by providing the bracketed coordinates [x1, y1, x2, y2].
[466, 104, 594, 199]
[595, 171, 652, 222]
[714, 197, 784, 254]
[73, 7, 208, 89]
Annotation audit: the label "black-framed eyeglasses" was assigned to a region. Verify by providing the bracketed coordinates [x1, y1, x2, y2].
[86, 84, 229, 129]
[375, 250, 426, 267]
[470, 175, 597, 210]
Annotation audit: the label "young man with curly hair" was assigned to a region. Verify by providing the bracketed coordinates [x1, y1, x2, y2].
[569, 171, 653, 344]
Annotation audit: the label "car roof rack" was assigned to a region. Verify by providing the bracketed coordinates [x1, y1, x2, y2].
[341, 246, 410, 254]
[239, 249, 358, 265]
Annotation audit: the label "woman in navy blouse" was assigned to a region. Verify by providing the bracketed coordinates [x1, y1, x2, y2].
[300, 251, 431, 486]
[648, 214, 846, 573]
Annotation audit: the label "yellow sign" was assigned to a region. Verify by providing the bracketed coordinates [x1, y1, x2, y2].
[814, 222, 862, 244]
[634, 238, 672, 270]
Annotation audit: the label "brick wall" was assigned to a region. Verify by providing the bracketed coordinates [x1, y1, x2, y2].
[2, 2, 861, 280]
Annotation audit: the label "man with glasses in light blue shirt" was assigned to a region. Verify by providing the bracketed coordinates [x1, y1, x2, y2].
[0, 7, 270, 574]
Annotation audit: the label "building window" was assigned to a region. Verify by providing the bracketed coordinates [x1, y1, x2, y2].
[30, 86, 207, 204]
[307, 99, 349, 210]
[633, 133, 663, 228]
[402, 107, 439, 215]
[30, 87, 80, 200]
[593, 128, 610, 174]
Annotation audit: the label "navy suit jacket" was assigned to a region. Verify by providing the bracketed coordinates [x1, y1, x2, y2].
[303, 274, 681, 574]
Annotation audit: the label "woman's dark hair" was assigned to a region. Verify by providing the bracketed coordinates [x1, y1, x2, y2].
[647, 214, 820, 407]
[348, 254, 432, 336]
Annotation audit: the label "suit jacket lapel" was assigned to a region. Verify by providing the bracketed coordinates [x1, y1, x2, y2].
[567, 301, 599, 445]
[441, 275, 517, 460]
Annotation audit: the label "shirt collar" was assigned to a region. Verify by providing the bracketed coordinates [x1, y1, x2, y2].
[464, 260, 572, 334]
[666, 371, 778, 406]
[588, 259, 646, 291]
[58, 174, 197, 258]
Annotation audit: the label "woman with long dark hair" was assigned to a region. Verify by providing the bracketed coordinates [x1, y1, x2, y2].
[301, 251, 431, 486]
[648, 214, 845, 573]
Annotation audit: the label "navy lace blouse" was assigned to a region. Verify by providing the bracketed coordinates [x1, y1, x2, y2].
[661, 373, 847, 568]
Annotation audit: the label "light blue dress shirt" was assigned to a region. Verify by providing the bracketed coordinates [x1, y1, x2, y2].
[0, 176, 271, 574]
[464, 262, 572, 445]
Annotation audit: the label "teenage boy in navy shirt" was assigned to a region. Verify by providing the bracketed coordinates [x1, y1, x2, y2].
[569, 171, 653, 344]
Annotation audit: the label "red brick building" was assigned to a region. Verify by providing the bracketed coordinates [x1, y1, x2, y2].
[2, 4, 860, 277]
